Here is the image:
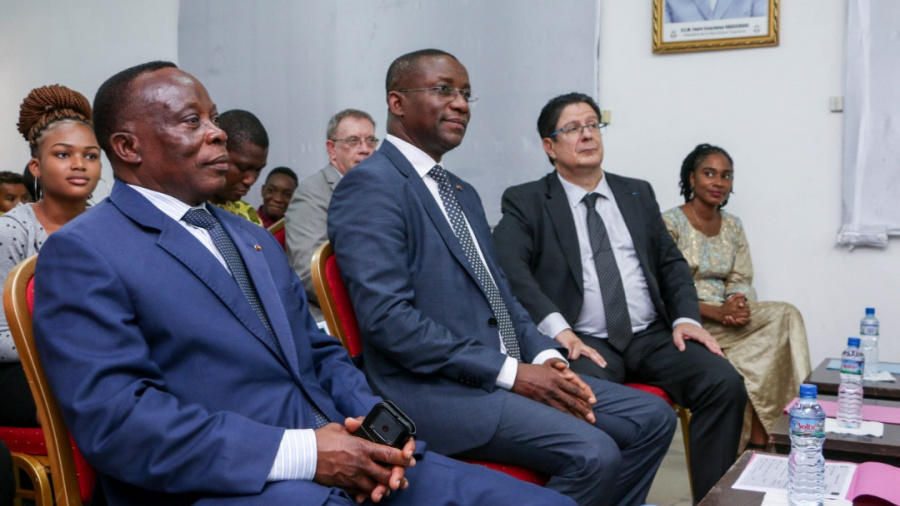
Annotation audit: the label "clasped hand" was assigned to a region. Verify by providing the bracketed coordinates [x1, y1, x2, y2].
[512, 358, 597, 423]
[315, 417, 416, 504]
[719, 294, 750, 327]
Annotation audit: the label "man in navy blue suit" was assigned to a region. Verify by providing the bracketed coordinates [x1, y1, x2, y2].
[32, 61, 570, 506]
[328, 49, 676, 506]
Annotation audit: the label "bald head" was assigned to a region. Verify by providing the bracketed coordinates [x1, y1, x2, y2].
[385, 49, 459, 94]
[93, 61, 178, 159]
[95, 64, 229, 205]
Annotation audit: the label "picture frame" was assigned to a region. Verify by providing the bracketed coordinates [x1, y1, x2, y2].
[652, 0, 779, 54]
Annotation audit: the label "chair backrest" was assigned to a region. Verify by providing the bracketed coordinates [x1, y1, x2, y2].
[309, 243, 549, 486]
[4, 255, 94, 505]
[310, 241, 362, 357]
[266, 217, 285, 235]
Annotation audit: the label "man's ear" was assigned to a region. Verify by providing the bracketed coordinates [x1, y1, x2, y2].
[387, 91, 405, 118]
[542, 137, 557, 162]
[110, 132, 141, 165]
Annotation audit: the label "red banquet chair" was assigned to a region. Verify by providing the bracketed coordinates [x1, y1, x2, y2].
[311, 241, 547, 485]
[3, 254, 97, 505]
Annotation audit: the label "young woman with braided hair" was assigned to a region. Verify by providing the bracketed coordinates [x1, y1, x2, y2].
[0, 84, 101, 426]
[662, 143, 811, 450]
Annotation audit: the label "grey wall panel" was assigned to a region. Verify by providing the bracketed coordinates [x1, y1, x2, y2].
[179, 0, 598, 221]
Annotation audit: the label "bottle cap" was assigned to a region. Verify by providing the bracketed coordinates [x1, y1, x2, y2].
[866, 307, 875, 315]
[848, 337, 861, 347]
[799, 384, 817, 397]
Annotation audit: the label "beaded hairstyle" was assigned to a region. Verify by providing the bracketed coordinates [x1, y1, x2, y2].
[16, 84, 93, 156]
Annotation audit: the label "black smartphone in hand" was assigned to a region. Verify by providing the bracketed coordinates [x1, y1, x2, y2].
[355, 400, 416, 449]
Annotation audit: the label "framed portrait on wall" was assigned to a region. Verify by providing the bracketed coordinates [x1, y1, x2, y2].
[652, 0, 779, 54]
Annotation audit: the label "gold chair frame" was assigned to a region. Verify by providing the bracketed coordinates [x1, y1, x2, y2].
[5, 255, 84, 505]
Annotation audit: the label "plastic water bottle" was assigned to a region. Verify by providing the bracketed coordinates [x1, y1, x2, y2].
[860, 307, 879, 379]
[837, 337, 864, 428]
[788, 384, 825, 506]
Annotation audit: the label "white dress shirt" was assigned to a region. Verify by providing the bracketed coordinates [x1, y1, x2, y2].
[536, 173, 698, 341]
[129, 185, 317, 482]
[386, 135, 564, 389]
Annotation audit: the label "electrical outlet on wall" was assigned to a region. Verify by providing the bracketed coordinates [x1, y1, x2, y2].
[601, 110, 612, 124]
[829, 96, 843, 112]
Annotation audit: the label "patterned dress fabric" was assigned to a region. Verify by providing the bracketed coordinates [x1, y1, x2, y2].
[429, 166, 520, 361]
[214, 199, 263, 226]
[0, 204, 47, 361]
[663, 207, 811, 447]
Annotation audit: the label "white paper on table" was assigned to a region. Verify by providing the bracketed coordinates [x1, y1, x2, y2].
[761, 489, 852, 506]
[825, 417, 884, 437]
[865, 370, 897, 382]
[732, 454, 856, 500]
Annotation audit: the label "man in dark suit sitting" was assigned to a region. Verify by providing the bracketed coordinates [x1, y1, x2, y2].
[328, 50, 676, 506]
[492, 92, 747, 501]
[32, 61, 570, 506]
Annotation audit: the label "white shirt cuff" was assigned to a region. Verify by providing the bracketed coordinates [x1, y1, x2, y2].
[533, 349, 567, 367]
[537, 312, 571, 340]
[672, 317, 702, 329]
[495, 355, 519, 390]
[267, 428, 318, 482]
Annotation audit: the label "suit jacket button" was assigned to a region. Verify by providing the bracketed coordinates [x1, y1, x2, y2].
[487, 317, 498, 327]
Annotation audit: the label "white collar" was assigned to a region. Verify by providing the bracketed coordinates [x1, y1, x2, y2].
[556, 171, 614, 210]
[128, 184, 208, 221]
[385, 134, 444, 179]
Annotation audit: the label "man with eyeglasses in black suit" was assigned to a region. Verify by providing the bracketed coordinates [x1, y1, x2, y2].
[493, 92, 748, 503]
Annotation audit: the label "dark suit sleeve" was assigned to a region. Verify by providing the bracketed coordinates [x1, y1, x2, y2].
[642, 183, 702, 323]
[328, 167, 510, 389]
[493, 187, 565, 327]
[33, 233, 283, 495]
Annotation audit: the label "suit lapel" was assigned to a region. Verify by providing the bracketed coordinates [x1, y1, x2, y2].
[544, 174, 584, 293]
[215, 208, 302, 377]
[692, 0, 715, 19]
[111, 184, 291, 369]
[606, 173, 651, 270]
[323, 164, 341, 192]
[381, 142, 483, 287]
[713, 0, 735, 18]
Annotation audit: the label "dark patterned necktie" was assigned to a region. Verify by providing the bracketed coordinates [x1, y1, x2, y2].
[429, 166, 521, 361]
[182, 208, 330, 428]
[582, 193, 633, 352]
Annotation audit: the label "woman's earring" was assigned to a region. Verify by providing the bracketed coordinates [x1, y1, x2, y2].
[34, 177, 42, 202]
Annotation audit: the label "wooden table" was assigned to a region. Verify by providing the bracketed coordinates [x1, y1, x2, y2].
[807, 358, 900, 400]
[697, 451, 763, 506]
[768, 395, 900, 466]
[698, 451, 894, 506]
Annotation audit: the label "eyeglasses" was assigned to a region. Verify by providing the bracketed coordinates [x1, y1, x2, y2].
[397, 84, 478, 103]
[549, 122, 607, 138]
[331, 136, 379, 148]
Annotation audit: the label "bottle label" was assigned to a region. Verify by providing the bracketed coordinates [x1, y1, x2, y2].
[790, 417, 824, 437]
[841, 358, 862, 375]
[861, 324, 879, 336]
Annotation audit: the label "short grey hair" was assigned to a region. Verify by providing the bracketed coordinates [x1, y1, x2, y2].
[326, 109, 375, 140]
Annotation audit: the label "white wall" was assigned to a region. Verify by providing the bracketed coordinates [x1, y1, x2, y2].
[598, 0, 899, 368]
[0, 0, 180, 199]
[177, 0, 599, 214]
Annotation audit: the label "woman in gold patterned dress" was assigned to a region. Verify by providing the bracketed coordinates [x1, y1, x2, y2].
[662, 143, 811, 450]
